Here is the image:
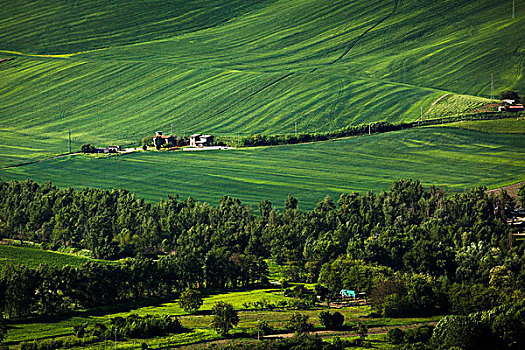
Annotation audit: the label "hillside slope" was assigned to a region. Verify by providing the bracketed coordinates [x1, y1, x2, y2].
[0, 0, 524, 167]
[2, 126, 524, 208]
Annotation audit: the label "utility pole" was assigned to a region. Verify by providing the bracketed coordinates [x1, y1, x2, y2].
[170, 123, 173, 135]
[114, 328, 118, 350]
[513, 0, 515, 19]
[420, 106, 423, 123]
[491, 73, 494, 101]
[368, 123, 371, 135]
[257, 319, 260, 341]
[68, 129, 71, 153]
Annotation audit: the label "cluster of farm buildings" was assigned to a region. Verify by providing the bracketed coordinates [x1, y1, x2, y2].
[152, 131, 214, 148]
[498, 99, 524, 112]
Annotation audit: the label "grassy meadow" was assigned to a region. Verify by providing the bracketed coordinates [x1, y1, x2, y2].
[5, 285, 439, 349]
[1, 126, 524, 209]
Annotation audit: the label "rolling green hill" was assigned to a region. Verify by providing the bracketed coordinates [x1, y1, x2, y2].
[0, 0, 524, 199]
[1, 126, 524, 208]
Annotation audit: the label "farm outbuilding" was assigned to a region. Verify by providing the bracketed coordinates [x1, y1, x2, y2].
[498, 105, 524, 112]
[106, 145, 122, 152]
[153, 131, 176, 148]
[340, 289, 356, 298]
[189, 134, 214, 147]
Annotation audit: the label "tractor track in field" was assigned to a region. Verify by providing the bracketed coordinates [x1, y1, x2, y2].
[210, 72, 295, 119]
[211, 0, 401, 119]
[331, 0, 401, 65]
[424, 93, 451, 116]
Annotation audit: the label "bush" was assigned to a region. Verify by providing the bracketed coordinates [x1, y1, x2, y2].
[178, 289, 203, 313]
[81, 143, 96, 153]
[258, 320, 274, 336]
[118, 314, 182, 338]
[387, 327, 405, 344]
[319, 311, 344, 330]
[286, 312, 313, 334]
[405, 325, 434, 343]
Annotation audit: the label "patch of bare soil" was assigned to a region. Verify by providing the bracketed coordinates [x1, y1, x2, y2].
[487, 181, 525, 203]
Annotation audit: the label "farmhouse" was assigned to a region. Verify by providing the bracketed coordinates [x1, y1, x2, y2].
[498, 104, 524, 112]
[153, 131, 176, 148]
[93, 145, 121, 153]
[106, 145, 122, 152]
[189, 134, 214, 147]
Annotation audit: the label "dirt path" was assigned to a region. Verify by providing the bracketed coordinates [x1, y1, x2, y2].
[486, 181, 525, 202]
[264, 321, 438, 339]
[424, 93, 451, 115]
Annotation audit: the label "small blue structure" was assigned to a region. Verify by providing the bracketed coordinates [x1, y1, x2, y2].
[340, 289, 356, 298]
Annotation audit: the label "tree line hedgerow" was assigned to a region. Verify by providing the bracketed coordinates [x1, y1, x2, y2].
[215, 112, 522, 147]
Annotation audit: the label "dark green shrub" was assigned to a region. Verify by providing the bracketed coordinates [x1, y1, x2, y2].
[405, 325, 434, 343]
[81, 144, 96, 153]
[387, 327, 405, 344]
[319, 311, 344, 329]
[286, 312, 313, 334]
[258, 320, 273, 336]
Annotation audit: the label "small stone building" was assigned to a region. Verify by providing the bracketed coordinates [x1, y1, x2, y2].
[153, 131, 176, 148]
[189, 134, 214, 147]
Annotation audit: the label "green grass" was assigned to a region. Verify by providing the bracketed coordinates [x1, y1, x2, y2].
[6, 285, 438, 349]
[1, 0, 524, 167]
[0, 244, 96, 268]
[0, 0, 269, 55]
[1, 127, 524, 209]
[425, 94, 493, 119]
[448, 117, 525, 134]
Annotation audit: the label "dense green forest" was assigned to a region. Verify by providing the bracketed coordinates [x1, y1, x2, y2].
[1, 179, 524, 321]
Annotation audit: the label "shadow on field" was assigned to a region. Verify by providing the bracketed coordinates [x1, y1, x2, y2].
[9, 295, 177, 325]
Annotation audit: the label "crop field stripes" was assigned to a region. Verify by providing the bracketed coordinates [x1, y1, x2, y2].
[331, 0, 402, 64]
[210, 72, 296, 119]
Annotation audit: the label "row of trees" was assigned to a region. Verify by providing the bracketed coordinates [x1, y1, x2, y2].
[232, 122, 411, 147]
[0, 255, 264, 319]
[386, 298, 525, 350]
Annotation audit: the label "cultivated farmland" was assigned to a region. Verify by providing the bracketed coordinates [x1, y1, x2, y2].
[1, 0, 524, 169]
[1, 127, 524, 208]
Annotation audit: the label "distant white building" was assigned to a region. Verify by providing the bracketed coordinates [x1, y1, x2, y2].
[189, 134, 214, 147]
